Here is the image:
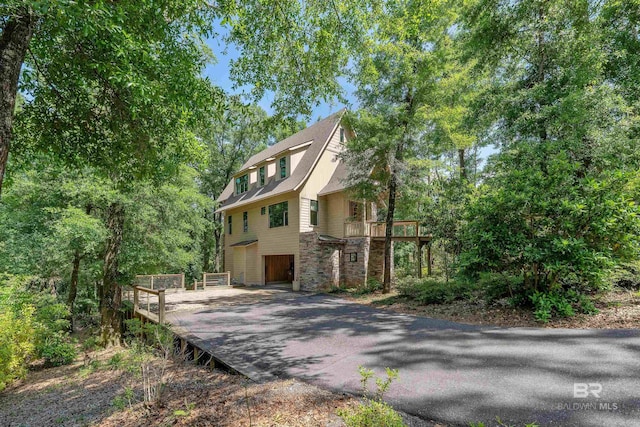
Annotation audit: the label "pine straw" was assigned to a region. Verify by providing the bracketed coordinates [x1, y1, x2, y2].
[0, 346, 353, 427]
[348, 289, 640, 329]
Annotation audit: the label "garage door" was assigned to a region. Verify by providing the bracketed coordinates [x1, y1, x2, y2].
[265, 255, 294, 283]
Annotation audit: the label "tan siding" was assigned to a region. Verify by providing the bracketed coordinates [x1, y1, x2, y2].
[232, 247, 246, 284]
[245, 244, 259, 285]
[299, 197, 312, 232]
[326, 125, 345, 153]
[267, 162, 276, 179]
[223, 192, 300, 284]
[324, 192, 346, 237]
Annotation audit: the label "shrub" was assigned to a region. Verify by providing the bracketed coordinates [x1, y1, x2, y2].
[610, 261, 640, 290]
[396, 276, 475, 304]
[476, 272, 524, 304]
[0, 301, 36, 391]
[353, 278, 383, 295]
[0, 275, 77, 388]
[39, 333, 77, 367]
[529, 289, 599, 323]
[338, 366, 405, 427]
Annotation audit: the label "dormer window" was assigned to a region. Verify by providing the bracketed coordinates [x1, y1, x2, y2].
[279, 157, 287, 179]
[235, 174, 248, 194]
[259, 166, 265, 186]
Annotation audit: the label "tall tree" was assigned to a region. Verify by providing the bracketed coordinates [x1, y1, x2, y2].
[4, 0, 219, 344]
[458, 0, 640, 291]
[344, 0, 461, 292]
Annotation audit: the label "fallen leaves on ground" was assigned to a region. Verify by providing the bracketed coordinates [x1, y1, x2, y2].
[346, 289, 640, 329]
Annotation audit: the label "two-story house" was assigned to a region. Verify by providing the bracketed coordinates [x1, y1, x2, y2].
[217, 110, 424, 291]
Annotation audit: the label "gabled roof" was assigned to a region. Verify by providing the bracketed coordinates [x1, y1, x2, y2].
[217, 109, 345, 212]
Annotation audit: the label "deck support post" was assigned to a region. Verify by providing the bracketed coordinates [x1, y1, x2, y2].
[417, 239, 423, 279]
[427, 243, 432, 276]
[158, 289, 165, 324]
[133, 287, 139, 313]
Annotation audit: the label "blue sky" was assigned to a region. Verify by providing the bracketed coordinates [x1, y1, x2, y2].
[202, 29, 355, 125]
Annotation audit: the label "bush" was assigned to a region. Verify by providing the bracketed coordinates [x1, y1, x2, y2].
[396, 276, 475, 304]
[353, 278, 383, 295]
[529, 289, 599, 323]
[0, 300, 36, 391]
[610, 261, 640, 290]
[476, 272, 524, 304]
[0, 275, 77, 389]
[338, 366, 405, 427]
[39, 333, 77, 367]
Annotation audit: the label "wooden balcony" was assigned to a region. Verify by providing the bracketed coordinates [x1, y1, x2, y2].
[344, 220, 431, 241]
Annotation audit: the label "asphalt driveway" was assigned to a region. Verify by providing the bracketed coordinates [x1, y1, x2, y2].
[166, 291, 640, 426]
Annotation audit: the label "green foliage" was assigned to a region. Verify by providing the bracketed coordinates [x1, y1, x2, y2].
[111, 387, 135, 411]
[353, 278, 383, 295]
[396, 277, 476, 305]
[338, 366, 405, 427]
[476, 273, 525, 305]
[0, 275, 77, 389]
[123, 319, 174, 355]
[458, 0, 640, 300]
[530, 290, 598, 323]
[38, 334, 77, 367]
[610, 261, 640, 290]
[0, 277, 36, 391]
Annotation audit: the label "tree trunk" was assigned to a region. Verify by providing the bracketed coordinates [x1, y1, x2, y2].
[458, 148, 467, 181]
[67, 249, 81, 331]
[68, 251, 81, 308]
[0, 11, 36, 196]
[100, 202, 125, 347]
[212, 212, 223, 272]
[383, 172, 397, 293]
[67, 205, 91, 323]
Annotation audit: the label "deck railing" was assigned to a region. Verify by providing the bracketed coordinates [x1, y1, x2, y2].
[344, 220, 428, 238]
[135, 274, 185, 291]
[193, 272, 231, 290]
[129, 286, 166, 324]
[344, 221, 370, 237]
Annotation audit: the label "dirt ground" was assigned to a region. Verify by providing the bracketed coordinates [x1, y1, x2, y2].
[344, 288, 640, 329]
[0, 346, 355, 427]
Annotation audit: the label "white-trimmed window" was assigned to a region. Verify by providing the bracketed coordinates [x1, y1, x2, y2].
[235, 174, 248, 194]
[310, 200, 318, 226]
[269, 202, 288, 228]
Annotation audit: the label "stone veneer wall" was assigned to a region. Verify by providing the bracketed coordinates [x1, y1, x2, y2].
[299, 232, 393, 291]
[299, 232, 343, 291]
[343, 237, 369, 287]
[367, 239, 393, 283]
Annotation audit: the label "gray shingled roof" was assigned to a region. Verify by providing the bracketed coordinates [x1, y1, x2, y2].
[318, 160, 348, 196]
[229, 239, 258, 247]
[217, 109, 345, 212]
